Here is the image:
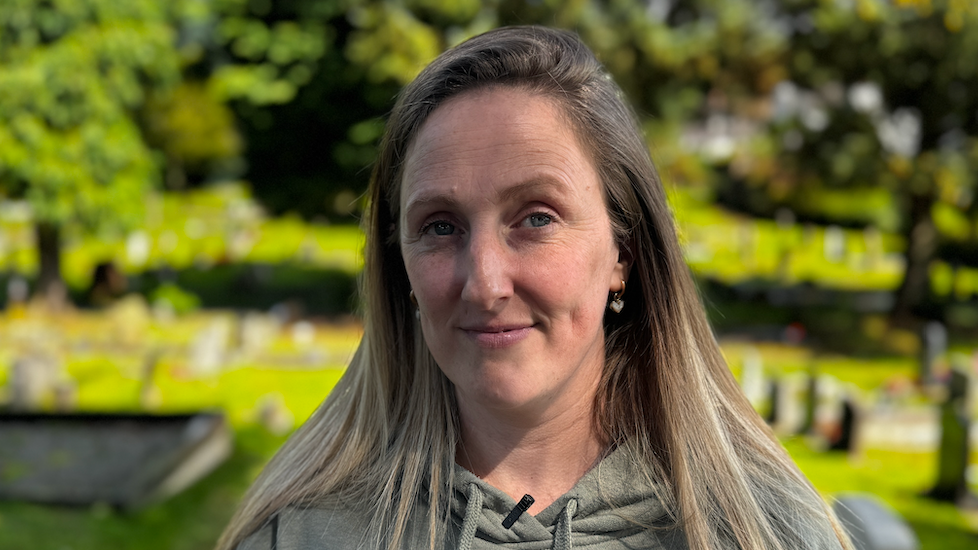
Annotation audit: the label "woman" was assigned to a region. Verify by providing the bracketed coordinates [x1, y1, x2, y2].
[220, 26, 852, 550]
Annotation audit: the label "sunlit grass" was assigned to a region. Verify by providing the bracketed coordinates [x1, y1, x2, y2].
[786, 439, 978, 550]
[4, 183, 977, 301]
[2, 316, 977, 549]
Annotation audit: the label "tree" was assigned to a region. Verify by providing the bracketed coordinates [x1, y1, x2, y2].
[211, 0, 779, 219]
[715, 0, 978, 323]
[206, 0, 459, 219]
[0, 0, 203, 298]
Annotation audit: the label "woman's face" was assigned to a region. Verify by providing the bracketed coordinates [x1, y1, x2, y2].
[399, 88, 627, 415]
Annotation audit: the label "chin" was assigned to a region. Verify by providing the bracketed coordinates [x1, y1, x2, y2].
[462, 377, 551, 411]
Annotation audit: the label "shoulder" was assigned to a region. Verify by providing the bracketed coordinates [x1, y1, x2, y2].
[760, 479, 846, 550]
[236, 495, 437, 550]
[236, 499, 375, 550]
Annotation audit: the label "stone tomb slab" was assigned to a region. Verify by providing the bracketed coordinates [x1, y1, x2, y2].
[0, 412, 232, 509]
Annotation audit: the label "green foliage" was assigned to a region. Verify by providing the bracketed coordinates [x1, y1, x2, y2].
[142, 82, 243, 183]
[0, 0, 196, 232]
[148, 282, 201, 315]
[704, 0, 978, 316]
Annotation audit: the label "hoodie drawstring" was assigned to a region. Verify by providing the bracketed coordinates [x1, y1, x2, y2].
[458, 483, 484, 550]
[552, 498, 578, 550]
[458, 487, 579, 550]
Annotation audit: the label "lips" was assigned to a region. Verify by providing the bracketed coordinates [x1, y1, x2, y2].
[460, 324, 534, 348]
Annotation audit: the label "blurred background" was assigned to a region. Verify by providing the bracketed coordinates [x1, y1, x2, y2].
[0, 0, 976, 548]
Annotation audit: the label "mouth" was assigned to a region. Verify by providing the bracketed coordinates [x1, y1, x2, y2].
[460, 324, 534, 348]
[462, 325, 531, 333]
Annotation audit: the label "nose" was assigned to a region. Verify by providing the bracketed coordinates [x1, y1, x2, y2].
[459, 230, 513, 310]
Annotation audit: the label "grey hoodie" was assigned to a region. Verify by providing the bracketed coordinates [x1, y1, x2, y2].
[239, 445, 686, 550]
[238, 443, 841, 550]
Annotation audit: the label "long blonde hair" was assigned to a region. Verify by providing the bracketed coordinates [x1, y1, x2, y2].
[218, 26, 852, 550]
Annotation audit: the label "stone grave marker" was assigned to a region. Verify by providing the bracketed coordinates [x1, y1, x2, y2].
[919, 321, 946, 385]
[824, 225, 845, 263]
[189, 316, 233, 377]
[9, 354, 61, 412]
[6, 276, 29, 310]
[53, 381, 77, 413]
[926, 367, 978, 508]
[766, 374, 806, 435]
[857, 407, 938, 452]
[827, 393, 860, 453]
[238, 311, 281, 360]
[801, 368, 818, 434]
[739, 347, 766, 409]
[833, 494, 919, 550]
[808, 374, 845, 442]
[0, 412, 232, 509]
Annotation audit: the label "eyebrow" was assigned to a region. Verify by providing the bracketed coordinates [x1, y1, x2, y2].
[498, 176, 569, 203]
[404, 175, 570, 217]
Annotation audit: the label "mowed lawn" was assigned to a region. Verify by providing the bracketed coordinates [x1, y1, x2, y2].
[0, 321, 976, 550]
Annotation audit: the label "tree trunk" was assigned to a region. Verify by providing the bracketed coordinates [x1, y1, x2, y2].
[35, 221, 66, 307]
[890, 192, 937, 326]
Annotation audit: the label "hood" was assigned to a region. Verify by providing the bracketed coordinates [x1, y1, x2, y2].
[448, 444, 679, 550]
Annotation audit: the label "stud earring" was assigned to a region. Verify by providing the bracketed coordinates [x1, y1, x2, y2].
[609, 280, 625, 313]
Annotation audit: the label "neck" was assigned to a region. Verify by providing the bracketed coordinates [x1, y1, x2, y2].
[455, 394, 606, 514]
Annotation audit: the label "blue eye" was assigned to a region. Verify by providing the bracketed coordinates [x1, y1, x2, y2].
[425, 221, 455, 235]
[527, 213, 552, 228]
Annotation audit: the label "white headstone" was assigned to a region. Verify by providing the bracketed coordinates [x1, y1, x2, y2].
[189, 317, 233, 376]
[740, 347, 766, 409]
[824, 225, 845, 262]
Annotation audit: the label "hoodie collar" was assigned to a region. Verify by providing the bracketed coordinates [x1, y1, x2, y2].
[449, 443, 672, 548]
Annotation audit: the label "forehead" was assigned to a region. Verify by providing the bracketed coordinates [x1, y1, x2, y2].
[400, 89, 599, 206]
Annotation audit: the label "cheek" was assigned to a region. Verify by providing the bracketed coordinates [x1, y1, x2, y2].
[533, 255, 611, 318]
[405, 254, 455, 312]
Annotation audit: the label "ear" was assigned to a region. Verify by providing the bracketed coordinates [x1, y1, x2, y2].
[609, 242, 633, 292]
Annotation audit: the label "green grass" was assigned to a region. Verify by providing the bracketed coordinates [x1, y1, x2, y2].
[4, 183, 978, 303]
[786, 438, 978, 550]
[1, 317, 977, 549]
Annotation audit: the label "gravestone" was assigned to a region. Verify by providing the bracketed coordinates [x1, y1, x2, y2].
[0, 412, 231, 509]
[926, 367, 978, 508]
[739, 347, 766, 409]
[53, 381, 77, 413]
[6, 276, 29, 316]
[765, 374, 805, 435]
[808, 374, 845, 443]
[256, 393, 295, 436]
[857, 407, 938, 452]
[9, 354, 61, 412]
[827, 394, 860, 452]
[833, 494, 919, 550]
[919, 321, 946, 385]
[238, 311, 280, 360]
[823, 225, 845, 263]
[801, 368, 818, 434]
[189, 317, 233, 376]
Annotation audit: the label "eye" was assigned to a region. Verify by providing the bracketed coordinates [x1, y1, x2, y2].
[422, 220, 456, 236]
[525, 213, 552, 228]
